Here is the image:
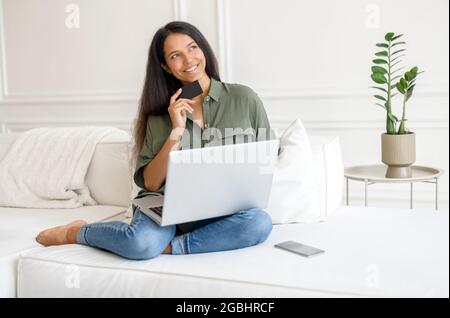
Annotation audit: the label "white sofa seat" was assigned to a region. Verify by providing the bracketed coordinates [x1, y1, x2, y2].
[17, 206, 449, 298]
[0, 205, 127, 298]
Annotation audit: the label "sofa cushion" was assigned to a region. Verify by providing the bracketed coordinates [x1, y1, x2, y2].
[266, 119, 320, 223]
[310, 135, 344, 218]
[85, 131, 133, 207]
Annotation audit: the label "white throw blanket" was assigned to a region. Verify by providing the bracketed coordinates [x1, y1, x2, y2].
[0, 126, 124, 209]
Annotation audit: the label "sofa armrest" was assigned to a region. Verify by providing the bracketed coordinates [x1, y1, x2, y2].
[309, 135, 344, 218]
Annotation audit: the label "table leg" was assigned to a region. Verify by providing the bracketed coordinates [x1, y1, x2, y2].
[410, 182, 413, 209]
[435, 177, 439, 211]
[346, 178, 349, 206]
[364, 179, 368, 207]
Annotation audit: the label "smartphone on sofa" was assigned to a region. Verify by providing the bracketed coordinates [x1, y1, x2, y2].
[274, 240, 325, 257]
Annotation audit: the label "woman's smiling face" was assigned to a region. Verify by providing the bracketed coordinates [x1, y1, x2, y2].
[162, 33, 207, 84]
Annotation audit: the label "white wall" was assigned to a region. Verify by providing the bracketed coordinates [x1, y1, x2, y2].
[0, 0, 448, 210]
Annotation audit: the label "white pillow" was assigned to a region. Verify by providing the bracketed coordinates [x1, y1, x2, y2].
[310, 136, 344, 218]
[85, 130, 132, 207]
[266, 118, 321, 224]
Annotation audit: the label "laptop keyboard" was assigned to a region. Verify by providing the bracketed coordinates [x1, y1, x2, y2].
[149, 206, 163, 217]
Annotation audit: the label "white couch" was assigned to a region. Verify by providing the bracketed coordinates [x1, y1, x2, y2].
[0, 130, 448, 298]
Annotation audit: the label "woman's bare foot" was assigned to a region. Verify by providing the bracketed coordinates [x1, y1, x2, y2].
[162, 244, 172, 254]
[36, 220, 87, 246]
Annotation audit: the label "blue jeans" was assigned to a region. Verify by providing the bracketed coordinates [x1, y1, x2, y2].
[77, 207, 272, 260]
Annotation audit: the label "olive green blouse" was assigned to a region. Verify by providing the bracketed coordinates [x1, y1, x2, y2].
[132, 78, 273, 222]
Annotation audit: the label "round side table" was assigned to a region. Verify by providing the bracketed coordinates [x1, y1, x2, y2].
[344, 165, 444, 210]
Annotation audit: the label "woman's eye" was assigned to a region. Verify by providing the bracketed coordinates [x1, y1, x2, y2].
[170, 46, 196, 59]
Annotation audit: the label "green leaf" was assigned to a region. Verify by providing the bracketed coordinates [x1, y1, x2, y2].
[371, 73, 387, 84]
[406, 84, 415, 102]
[375, 51, 389, 57]
[374, 94, 387, 101]
[371, 86, 388, 93]
[407, 80, 416, 89]
[396, 82, 406, 94]
[385, 32, 395, 41]
[392, 41, 406, 47]
[371, 66, 387, 74]
[376, 43, 389, 48]
[405, 71, 414, 81]
[375, 103, 386, 110]
[392, 49, 406, 56]
[400, 78, 408, 89]
[391, 34, 404, 41]
[373, 59, 388, 64]
[411, 66, 418, 75]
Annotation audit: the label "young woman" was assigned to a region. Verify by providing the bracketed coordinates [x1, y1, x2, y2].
[36, 21, 274, 260]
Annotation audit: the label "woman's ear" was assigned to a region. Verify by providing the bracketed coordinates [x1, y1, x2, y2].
[161, 63, 171, 74]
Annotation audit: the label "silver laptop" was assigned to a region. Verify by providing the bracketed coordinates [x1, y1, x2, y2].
[132, 139, 279, 226]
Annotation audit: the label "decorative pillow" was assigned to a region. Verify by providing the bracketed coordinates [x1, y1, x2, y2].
[310, 135, 344, 218]
[266, 118, 321, 224]
[85, 130, 132, 207]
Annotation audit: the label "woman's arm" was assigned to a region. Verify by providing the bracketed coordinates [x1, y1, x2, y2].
[143, 129, 183, 192]
[142, 89, 194, 192]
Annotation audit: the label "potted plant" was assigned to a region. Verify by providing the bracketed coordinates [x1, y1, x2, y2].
[370, 32, 422, 178]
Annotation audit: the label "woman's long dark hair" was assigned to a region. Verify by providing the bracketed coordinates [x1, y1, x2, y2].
[132, 21, 221, 162]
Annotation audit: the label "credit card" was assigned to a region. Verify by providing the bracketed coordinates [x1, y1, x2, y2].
[176, 80, 203, 100]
